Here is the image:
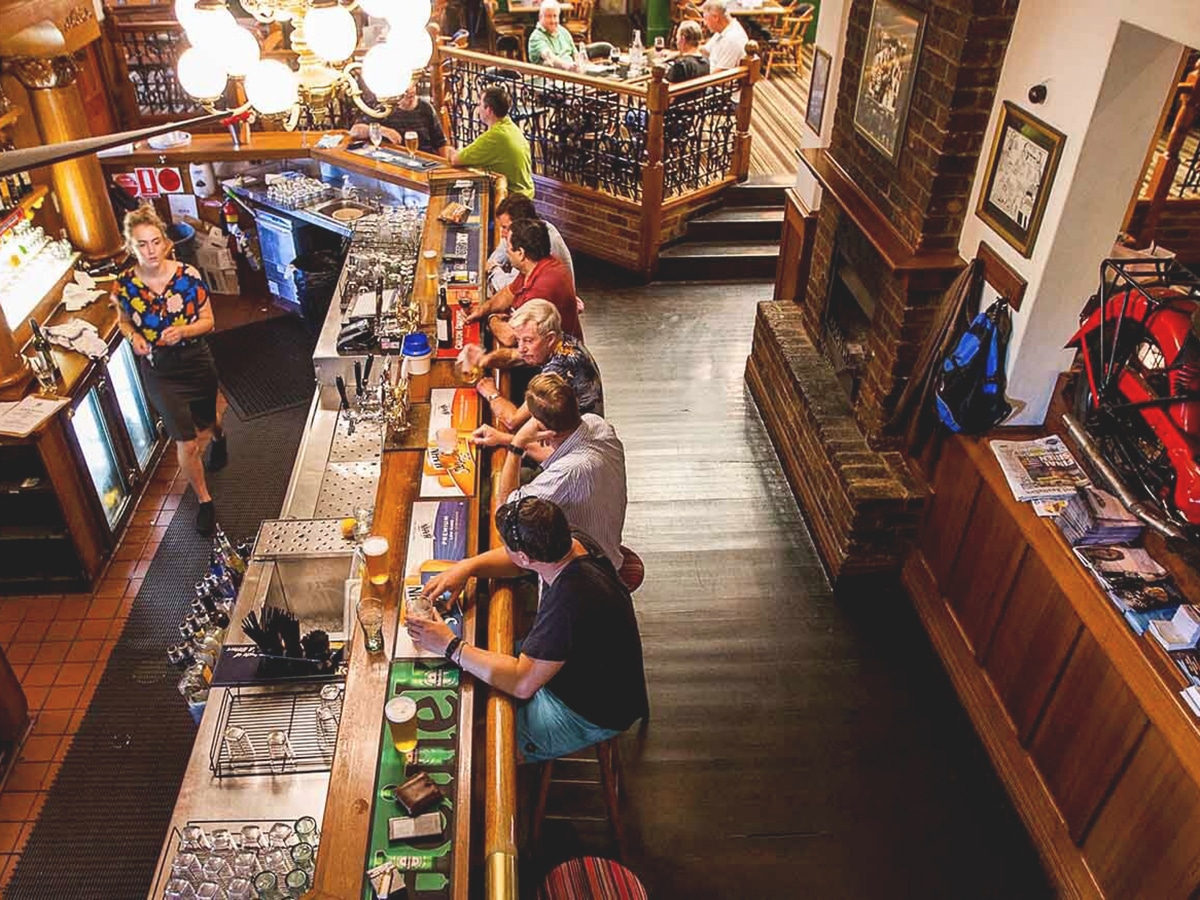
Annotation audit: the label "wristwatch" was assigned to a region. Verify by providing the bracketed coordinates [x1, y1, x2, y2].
[511, 444, 527, 458]
[483, 389, 499, 402]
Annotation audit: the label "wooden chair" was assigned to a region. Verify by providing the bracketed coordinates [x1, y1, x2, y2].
[531, 736, 628, 856]
[764, 5, 813, 78]
[564, 0, 595, 44]
[483, 0, 528, 61]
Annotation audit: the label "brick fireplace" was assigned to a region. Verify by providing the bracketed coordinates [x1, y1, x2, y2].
[747, 0, 1018, 586]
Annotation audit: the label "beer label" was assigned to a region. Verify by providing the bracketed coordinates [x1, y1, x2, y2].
[437, 318, 449, 343]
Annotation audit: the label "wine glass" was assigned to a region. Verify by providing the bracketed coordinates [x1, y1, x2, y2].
[369, 122, 382, 154]
[654, 36, 665, 60]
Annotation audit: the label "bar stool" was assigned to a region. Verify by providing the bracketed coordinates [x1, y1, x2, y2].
[537, 856, 648, 900]
[617, 545, 644, 593]
[531, 736, 627, 856]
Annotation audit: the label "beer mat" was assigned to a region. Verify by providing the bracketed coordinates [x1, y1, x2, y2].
[404, 501, 469, 574]
[384, 402, 432, 451]
[418, 389, 481, 498]
[440, 224, 480, 264]
[394, 579, 464, 660]
[350, 145, 440, 171]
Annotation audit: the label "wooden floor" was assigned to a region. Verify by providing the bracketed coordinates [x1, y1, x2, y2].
[749, 59, 811, 177]
[531, 269, 1055, 898]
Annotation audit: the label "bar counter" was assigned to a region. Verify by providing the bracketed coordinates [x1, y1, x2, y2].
[147, 158, 503, 899]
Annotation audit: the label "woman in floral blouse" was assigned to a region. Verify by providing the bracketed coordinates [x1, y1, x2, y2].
[112, 205, 227, 536]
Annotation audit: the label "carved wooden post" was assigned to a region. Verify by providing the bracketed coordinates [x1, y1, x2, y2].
[731, 41, 762, 183]
[1139, 58, 1200, 247]
[638, 65, 669, 279]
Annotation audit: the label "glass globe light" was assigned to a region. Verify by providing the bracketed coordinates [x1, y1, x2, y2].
[174, 0, 204, 33]
[185, 1, 237, 47]
[357, 0, 393, 17]
[362, 43, 411, 99]
[389, 26, 433, 71]
[177, 46, 229, 100]
[245, 58, 299, 115]
[303, 3, 359, 64]
[388, 0, 432, 30]
[217, 25, 261, 78]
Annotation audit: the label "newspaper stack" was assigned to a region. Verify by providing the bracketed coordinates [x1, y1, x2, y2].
[990, 436, 1091, 502]
[1054, 486, 1143, 546]
[1074, 545, 1182, 618]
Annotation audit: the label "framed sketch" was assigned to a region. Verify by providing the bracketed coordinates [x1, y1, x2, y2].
[852, 0, 926, 162]
[976, 102, 1066, 258]
[806, 47, 833, 136]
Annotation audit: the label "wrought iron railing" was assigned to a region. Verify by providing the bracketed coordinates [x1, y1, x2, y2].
[103, 13, 200, 125]
[662, 78, 740, 198]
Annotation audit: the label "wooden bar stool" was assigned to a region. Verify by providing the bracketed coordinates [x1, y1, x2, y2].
[537, 856, 648, 900]
[530, 736, 627, 856]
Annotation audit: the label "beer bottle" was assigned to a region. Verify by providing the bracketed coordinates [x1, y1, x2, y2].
[28, 318, 59, 381]
[407, 746, 456, 767]
[436, 286, 452, 350]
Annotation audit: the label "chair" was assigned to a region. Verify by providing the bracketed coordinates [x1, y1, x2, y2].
[564, 0, 595, 44]
[484, 0, 528, 60]
[537, 857, 649, 900]
[531, 736, 628, 855]
[764, 5, 813, 78]
[616, 545, 644, 593]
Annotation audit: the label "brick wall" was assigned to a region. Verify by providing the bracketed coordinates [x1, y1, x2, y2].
[533, 178, 643, 273]
[829, 0, 1018, 252]
[1126, 199, 1200, 266]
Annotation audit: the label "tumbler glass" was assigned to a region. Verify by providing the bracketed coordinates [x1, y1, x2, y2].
[267, 822, 295, 848]
[171, 852, 205, 885]
[226, 878, 255, 900]
[285, 868, 309, 897]
[267, 731, 294, 774]
[231, 851, 261, 880]
[201, 855, 234, 886]
[239, 825, 265, 852]
[253, 871, 281, 900]
[194, 882, 224, 900]
[180, 826, 213, 853]
[291, 841, 315, 873]
[165, 879, 198, 900]
[223, 726, 256, 766]
[294, 815, 320, 847]
[263, 847, 292, 878]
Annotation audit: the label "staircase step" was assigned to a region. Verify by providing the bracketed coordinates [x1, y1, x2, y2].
[723, 176, 792, 208]
[656, 241, 779, 281]
[686, 206, 785, 242]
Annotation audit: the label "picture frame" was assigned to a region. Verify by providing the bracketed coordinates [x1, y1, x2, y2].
[852, 0, 926, 163]
[976, 102, 1066, 258]
[805, 46, 833, 136]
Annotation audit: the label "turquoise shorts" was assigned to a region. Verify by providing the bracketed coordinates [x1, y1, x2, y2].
[516, 687, 619, 764]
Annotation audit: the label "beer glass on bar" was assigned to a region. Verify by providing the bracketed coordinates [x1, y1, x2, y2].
[405, 130, 419, 156]
[357, 597, 385, 653]
[385, 695, 419, 753]
[362, 536, 390, 585]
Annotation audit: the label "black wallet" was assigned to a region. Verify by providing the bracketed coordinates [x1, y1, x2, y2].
[395, 772, 444, 817]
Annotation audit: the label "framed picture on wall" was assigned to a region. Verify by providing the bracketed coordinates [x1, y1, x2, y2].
[852, 0, 926, 162]
[806, 47, 833, 136]
[976, 102, 1066, 258]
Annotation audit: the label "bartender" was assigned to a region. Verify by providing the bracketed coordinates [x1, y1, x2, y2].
[349, 83, 451, 159]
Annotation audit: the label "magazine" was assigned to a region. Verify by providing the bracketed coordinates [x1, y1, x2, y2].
[990, 436, 1091, 502]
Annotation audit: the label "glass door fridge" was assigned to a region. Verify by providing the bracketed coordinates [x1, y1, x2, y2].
[71, 384, 131, 530]
[106, 339, 159, 471]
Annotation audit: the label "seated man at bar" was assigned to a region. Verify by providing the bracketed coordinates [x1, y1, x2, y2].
[528, 0, 579, 69]
[487, 195, 575, 294]
[472, 372, 627, 567]
[407, 497, 648, 763]
[450, 87, 535, 198]
[667, 21, 711, 82]
[700, 0, 749, 71]
[468, 218, 581, 344]
[348, 82, 450, 158]
[470, 299, 604, 430]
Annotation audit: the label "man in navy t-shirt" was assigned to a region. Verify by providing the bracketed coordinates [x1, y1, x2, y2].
[406, 497, 648, 762]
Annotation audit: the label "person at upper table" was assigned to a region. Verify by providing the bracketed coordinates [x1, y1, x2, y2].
[667, 21, 711, 83]
[468, 299, 604, 431]
[348, 82, 450, 158]
[700, 0, 749, 71]
[528, 0, 578, 69]
[406, 496, 648, 764]
[487, 194, 575, 294]
[467, 218, 581, 350]
[450, 87, 534, 198]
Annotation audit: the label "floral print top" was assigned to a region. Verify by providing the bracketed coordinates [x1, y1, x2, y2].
[113, 263, 209, 346]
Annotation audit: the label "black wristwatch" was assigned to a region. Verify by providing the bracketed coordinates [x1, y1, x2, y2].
[511, 444, 527, 458]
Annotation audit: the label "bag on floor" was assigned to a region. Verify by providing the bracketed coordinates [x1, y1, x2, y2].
[935, 299, 1013, 434]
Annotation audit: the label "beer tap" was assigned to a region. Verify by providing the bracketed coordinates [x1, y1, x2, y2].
[335, 374, 356, 435]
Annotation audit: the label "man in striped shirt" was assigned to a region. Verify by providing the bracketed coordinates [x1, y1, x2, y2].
[471, 372, 626, 569]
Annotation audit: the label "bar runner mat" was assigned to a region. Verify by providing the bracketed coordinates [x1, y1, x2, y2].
[208, 314, 318, 420]
[362, 659, 462, 899]
[5, 401, 309, 898]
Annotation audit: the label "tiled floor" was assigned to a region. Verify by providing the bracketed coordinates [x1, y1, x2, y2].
[0, 437, 186, 892]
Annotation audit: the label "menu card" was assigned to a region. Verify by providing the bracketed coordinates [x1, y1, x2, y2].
[0, 396, 69, 437]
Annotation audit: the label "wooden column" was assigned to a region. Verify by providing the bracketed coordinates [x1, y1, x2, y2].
[8, 55, 123, 259]
[730, 43, 762, 183]
[637, 66, 669, 279]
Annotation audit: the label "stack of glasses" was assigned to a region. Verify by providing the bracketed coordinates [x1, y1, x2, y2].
[164, 818, 320, 899]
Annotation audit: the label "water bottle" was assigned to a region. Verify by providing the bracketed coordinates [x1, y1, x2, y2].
[630, 30, 645, 73]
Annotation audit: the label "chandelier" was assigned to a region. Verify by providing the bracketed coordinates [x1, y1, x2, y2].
[174, 0, 433, 129]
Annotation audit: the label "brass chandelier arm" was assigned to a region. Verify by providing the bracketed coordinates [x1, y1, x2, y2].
[342, 63, 394, 119]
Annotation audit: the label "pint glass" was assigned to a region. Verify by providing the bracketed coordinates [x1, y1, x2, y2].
[362, 536, 390, 585]
[385, 695, 419, 753]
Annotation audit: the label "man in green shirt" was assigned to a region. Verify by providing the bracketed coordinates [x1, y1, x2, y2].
[451, 87, 535, 199]
[528, 0, 578, 69]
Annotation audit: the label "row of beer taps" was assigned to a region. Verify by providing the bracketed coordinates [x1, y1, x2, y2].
[334, 354, 411, 437]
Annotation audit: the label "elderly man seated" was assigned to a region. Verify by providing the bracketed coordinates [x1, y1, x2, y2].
[700, 0, 749, 71]
[407, 497, 648, 763]
[667, 20, 711, 82]
[472, 372, 627, 568]
[466, 298, 603, 432]
[528, 0, 579, 68]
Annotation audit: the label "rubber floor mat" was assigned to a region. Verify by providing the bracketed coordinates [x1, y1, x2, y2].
[208, 315, 317, 420]
[5, 401, 309, 899]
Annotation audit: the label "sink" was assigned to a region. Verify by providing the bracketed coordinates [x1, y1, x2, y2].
[310, 198, 375, 223]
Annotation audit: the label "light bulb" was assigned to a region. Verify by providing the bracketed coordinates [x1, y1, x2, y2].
[177, 46, 229, 100]
[218, 25, 261, 78]
[185, 2, 236, 47]
[387, 0, 432, 29]
[174, 0, 204, 32]
[357, 0, 393, 17]
[389, 26, 433, 70]
[303, 3, 359, 63]
[245, 58, 299, 115]
[362, 42, 411, 99]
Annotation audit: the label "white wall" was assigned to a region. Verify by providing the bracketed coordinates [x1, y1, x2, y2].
[959, 0, 1200, 425]
[793, 0, 852, 208]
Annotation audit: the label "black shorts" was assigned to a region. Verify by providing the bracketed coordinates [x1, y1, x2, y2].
[138, 341, 219, 442]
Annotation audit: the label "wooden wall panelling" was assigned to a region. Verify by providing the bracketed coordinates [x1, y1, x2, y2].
[1083, 725, 1200, 899]
[920, 438, 982, 587]
[944, 509, 1026, 662]
[982, 551, 1083, 744]
[1028, 629, 1149, 843]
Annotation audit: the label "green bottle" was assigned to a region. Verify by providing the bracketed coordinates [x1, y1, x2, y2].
[407, 746, 456, 767]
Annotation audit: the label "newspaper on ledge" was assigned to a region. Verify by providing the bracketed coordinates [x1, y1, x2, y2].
[989, 435, 1091, 502]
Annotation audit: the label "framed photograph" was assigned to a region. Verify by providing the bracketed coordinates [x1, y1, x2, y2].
[852, 0, 925, 162]
[976, 102, 1066, 258]
[805, 47, 833, 136]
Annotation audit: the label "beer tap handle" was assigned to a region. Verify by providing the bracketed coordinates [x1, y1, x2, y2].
[354, 361, 364, 397]
[363, 355, 374, 388]
[335, 375, 351, 411]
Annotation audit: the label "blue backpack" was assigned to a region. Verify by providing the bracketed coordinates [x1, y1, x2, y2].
[935, 299, 1013, 434]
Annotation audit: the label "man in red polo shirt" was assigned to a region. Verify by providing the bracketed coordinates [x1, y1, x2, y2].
[467, 219, 581, 360]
